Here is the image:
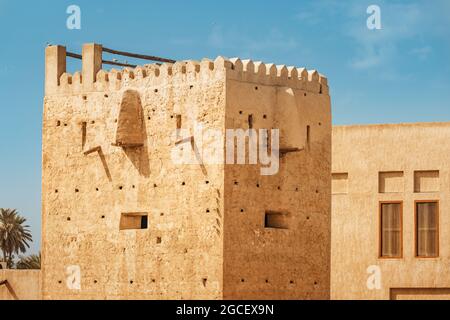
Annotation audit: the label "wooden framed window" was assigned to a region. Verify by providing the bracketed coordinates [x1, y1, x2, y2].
[415, 201, 439, 258]
[379, 201, 403, 258]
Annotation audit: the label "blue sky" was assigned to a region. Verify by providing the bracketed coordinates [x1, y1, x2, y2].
[0, 0, 449, 254]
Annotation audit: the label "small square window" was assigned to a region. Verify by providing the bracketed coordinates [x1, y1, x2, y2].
[120, 213, 148, 230]
[264, 211, 289, 229]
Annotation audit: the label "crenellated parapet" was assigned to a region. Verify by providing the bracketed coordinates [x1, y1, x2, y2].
[45, 44, 329, 96]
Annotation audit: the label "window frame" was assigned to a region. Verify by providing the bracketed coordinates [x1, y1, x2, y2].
[379, 201, 403, 259]
[414, 200, 440, 258]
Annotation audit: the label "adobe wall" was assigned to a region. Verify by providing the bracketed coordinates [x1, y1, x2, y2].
[0, 270, 41, 300]
[331, 123, 450, 300]
[223, 61, 331, 299]
[42, 45, 227, 299]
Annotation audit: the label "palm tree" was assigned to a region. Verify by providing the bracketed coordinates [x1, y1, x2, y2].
[16, 252, 41, 269]
[0, 209, 33, 268]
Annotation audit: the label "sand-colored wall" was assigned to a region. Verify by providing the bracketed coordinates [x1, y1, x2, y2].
[42, 44, 331, 300]
[331, 123, 450, 300]
[223, 64, 331, 299]
[0, 270, 41, 300]
[42, 45, 226, 299]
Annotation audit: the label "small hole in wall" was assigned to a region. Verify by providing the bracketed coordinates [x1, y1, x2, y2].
[64, 123, 68, 127]
[58, 280, 62, 284]
[290, 280, 295, 284]
[184, 248, 188, 253]
[132, 185, 135, 189]
[318, 122, 322, 126]
[239, 111, 243, 115]
[96, 188, 99, 191]
[56, 120, 61, 126]
[234, 181, 239, 186]
[265, 279, 269, 283]
[295, 187, 299, 192]
[82, 95, 87, 100]
[119, 186, 123, 190]
[306, 216, 310, 220]
[153, 184, 157, 188]
[171, 115, 174, 119]
[205, 181, 209, 184]
[314, 281, 318, 285]
[160, 212, 164, 216]
[316, 189, 319, 194]
[241, 279, 245, 283]
[91, 120, 95, 124]
[152, 279, 156, 283]
[263, 114, 267, 119]
[154, 89, 158, 93]
[104, 94, 108, 98]
[75, 188, 79, 193]
[156, 237, 162, 244]
[202, 278, 207, 287]
[129, 280, 134, 284]
[101, 215, 105, 219]
[181, 182, 186, 186]
[206, 209, 210, 213]
[256, 183, 260, 188]
[190, 85, 194, 89]
[255, 86, 258, 90]
[304, 93, 307, 97]
[55, 189, 58, 193]
[148, 116, 151, 120]
[114, 119, 118, 123]
[67, 217, 71, 221]
[277, 186, 281, 191]
[240, 209, 245, 213]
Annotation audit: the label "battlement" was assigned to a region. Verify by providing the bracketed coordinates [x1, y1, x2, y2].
[45, 44, 329, 96]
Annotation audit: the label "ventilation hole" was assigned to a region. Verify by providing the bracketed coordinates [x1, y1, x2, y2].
[239, 111, 243, 115]
[153, 184, 157, 188]
[67, 217, 71, 221]
[154, 89, 158, 93]
[63, 123, 68, 127]
[130, 280, 134, 284]
[206, 209, 210, 213]
[290, 280, 294, 284]
[314, 281, 318, 285]
[240, 209, 244, 213]
[156, 237, 162, 244]
[82, 95, 87, 100]
[75, 189, 79, 193]
[241, 279, 245, 283]
[255, 86, 258, 90]
[181, 182, 186, 186]
[55, 189, 58, 193]
[119, 186, 123, 190]
[96, 188, 99, 191]
[58, 280, 62, 284]
[205, 181, 210, 184]
[104, 94, 108, 98]
[94, 280, 98, 284]
[56, 120, 61, 126]
[148, 116, 151, 120]
[202, 278, 207, 286]
[234, 181, 239, 186]
[263, 114, 267, 119]
[170, 115, 174, 119]
[101, 215, 105, 219]
[256, 183, 260, 188]
[152, 279, 156, 283]
[265, 279, 269, 283]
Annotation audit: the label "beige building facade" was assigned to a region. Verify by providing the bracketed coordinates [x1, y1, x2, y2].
[332, 123, 450, 300]
[40, 43, 331, 300]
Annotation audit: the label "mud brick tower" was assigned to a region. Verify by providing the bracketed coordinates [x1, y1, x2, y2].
[42, 43, 331, 299]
